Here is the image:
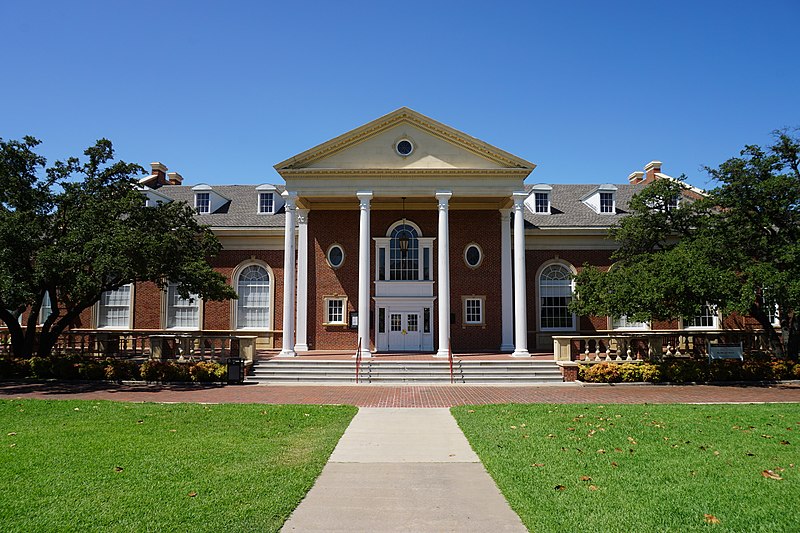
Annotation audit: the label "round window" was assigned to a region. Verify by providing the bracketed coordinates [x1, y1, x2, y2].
[395, 139, 413, 156]
[327, 244, 345, 269]
[464, 244, 482, 268]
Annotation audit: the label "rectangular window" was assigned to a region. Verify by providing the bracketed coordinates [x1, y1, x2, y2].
[534, 192, 550, 214]
[688, 303, 718, 329]
[599, 192, 614, 213]
[378, 308, 385, 333]
[98, 285, 131, 329]
[423, 307, 430, 333]
[612, 316, 649, 330]
[407, 314, 418, 332]
[379, 248, 386, 281]
[423, 248, 430, 280]
[195, 192, 210, 214]
[258, 192, 274, 214]
[324, 298, 346, 325]
[166, 283, 200, 329]
[390, 314, 402, 332]
[464, 297, 484, 325]
[665, 195, 680, 212]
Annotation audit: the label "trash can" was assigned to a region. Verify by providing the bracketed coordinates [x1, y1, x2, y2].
[226, 358, 245, 384]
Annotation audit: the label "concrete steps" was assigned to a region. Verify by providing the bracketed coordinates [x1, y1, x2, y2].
[246, 359, 563, 384]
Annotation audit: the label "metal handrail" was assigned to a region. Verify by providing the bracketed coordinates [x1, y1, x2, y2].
[354, 338, 363, 384]
[448, 338, 454, 384]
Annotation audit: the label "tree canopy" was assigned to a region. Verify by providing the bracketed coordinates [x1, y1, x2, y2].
[0, 137, 236, 358]
[572, 130, 800, 358]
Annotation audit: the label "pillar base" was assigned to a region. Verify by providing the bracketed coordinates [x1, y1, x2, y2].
[500, 343, 516, 352]
[352, 349, 372, 359]
[277, 348, 296, 357]
[294, 344, 309, 352]
[511, 349, 531, 358]
[434, 349, 450, 358]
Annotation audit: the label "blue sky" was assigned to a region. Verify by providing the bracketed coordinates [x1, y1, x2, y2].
[2, 1, 798, 189]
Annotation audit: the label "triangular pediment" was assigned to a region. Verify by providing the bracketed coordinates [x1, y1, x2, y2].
[274, 107, 535, 173]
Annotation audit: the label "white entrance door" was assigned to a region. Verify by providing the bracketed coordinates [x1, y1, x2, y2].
[388, 312, 421, 351]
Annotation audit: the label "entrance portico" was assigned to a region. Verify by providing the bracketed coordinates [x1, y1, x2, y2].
[273, 107, 536, 357]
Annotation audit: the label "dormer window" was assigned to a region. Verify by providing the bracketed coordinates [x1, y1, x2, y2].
[524, 184, 553, 215]
[581, 184, 617, 215]
[259, 192, 274, 214]
[665, 195, 680, 212]
[599, 192, 614, 213]
[534, 192, 549, 213]
[195, 192, 210, 214]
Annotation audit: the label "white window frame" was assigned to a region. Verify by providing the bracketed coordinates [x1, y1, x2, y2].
[534, 192, 550, 214]
[374, 220, 434, 282]
[232, 262, 273, 330]
[685, 303, 720, 330]
[258, 192, 275, 214]
[462, 296, 485, 326]
[463, 243, 483, 269]
[195, 192, 211, 214]
[39, 292, 53, 325]
[323, 296, 347, 326]
[610, 315, 650, 330]
[96, 284, 133, 330]
[537, 261, 577, 332]
[164, 282, 201, 330]
[326, 243, 345, 269]
[599, 192, 615, 214]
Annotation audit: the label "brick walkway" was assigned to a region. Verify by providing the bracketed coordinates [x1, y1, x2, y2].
[1, 381, 799, 407]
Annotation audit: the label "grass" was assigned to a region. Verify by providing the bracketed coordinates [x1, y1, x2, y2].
[0, 399, 357, 532]
[452, 403, 800, 532]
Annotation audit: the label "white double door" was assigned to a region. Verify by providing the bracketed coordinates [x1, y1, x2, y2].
[388, 311, 421, 352]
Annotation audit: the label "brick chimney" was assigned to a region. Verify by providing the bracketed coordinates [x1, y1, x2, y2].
[150, 162, 169, 187]
[644, 161, 662, 183]
[628, 171, 645, 185]
[166, 172, 183, 185]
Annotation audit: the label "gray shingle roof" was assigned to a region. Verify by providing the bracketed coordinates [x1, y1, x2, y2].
[156, 184, 287, 228]
[149, 182, 644, 230]
[524, 183, 639, 228]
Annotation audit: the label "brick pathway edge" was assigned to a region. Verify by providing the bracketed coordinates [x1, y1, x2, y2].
[1, 380, 799, 407]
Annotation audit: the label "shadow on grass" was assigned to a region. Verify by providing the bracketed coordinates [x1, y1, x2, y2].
[0, 380, 242, 396]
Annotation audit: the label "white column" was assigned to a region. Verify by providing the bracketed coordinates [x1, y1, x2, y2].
[278, 192, 298, 357]
[500, 208, 514, 351]
[511, 191, 531, 357]
[435, 191, 452, 358]
[294, 208, 309, 352]
[356, 191, 373, 359]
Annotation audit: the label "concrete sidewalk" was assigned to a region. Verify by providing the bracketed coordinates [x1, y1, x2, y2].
[282, 408, 527, 532]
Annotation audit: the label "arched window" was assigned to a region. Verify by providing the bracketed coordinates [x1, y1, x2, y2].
[390, 223, 419, 280]
[539, 263, 575, 330]
[236, 265, 270, 329]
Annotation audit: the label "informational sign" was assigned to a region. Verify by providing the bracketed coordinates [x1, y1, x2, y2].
[708, 343, 744, 361]
[349, 311, 358, 330]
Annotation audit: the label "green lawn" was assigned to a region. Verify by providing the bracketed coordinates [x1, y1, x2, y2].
[0, 399, 356, 532]
[452, 403, 800, 532]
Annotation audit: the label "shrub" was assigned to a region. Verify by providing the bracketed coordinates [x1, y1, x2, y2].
[0, 357, 29, 379]
[28, 356, 53, 379]
[77, 360, 105, 380]
[51, 355, 82, 380]
[103, 359, 140, 381]
[660, 359, 708, 383]
[618, 363, 642, 383]
[639, 363, 661, 383]
[794, 363, 800, 379]
[189, 361, 225, 383]
[582, 362, 622, 383]
[140, 360, 190, 382]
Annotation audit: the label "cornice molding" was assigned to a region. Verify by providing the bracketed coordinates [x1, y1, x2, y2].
[280, 168, 531, 178]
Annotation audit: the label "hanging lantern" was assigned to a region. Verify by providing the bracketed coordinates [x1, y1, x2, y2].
[399, 197, 409, 256]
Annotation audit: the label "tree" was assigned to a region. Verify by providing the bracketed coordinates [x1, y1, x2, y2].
[0, 137, 237, 359]
[572, 131, 800, 358]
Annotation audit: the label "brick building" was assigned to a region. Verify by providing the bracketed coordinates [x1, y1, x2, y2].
[92, 108, 736, 357]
